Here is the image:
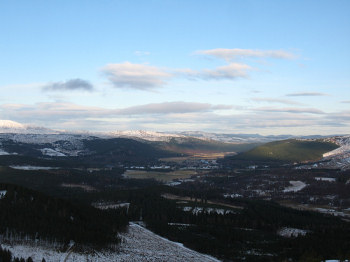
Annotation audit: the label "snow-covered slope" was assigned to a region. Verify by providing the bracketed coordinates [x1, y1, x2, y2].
[323, 136, 350, 158]
[297, 136, 350, 170]
[2, 222, 220, 262]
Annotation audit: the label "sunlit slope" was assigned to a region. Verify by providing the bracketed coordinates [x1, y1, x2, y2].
[233, 139, 338, 162]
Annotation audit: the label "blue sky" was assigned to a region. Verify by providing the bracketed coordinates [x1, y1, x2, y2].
[0, 0, 349, 135]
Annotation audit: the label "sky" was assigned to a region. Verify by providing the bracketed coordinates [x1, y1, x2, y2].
[0, 0, 349, 135]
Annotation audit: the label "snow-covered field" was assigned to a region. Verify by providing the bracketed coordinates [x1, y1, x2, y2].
[283, 181, 307, 192]
[1, 223, 220, 262]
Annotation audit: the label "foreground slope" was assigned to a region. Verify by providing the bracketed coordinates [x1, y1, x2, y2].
[2, 223, 219, 262]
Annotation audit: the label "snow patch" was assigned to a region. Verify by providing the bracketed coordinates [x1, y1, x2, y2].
[182, 206, 234, 215]
[0, 190, 7, 199]
[0, 149, 10, 155]
[283, 181, 307, 192]
[92, 202, 130, 210]
[315, 177, 336, 182]
[277, 227, 309, 238]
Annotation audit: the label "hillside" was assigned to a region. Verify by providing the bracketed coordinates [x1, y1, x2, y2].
[231, 139, 339, 163]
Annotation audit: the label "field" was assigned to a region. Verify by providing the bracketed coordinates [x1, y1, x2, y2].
[160, 152, 236, 163]
[123, 170, 197, 182]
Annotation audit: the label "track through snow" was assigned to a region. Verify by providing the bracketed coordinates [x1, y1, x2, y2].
[1, 222, 220, 262]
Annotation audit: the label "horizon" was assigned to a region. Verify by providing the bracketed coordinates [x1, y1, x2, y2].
[1, 1, 349, 135]
[0, 119, 349, 137]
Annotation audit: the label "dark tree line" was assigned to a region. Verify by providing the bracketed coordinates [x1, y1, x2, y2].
[0, 183, 128, 248]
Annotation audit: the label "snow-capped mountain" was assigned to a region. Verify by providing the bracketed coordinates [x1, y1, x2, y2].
[0, 120, 58, 134]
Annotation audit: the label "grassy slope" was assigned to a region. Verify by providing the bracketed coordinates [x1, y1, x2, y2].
[233, 139, 338, 163]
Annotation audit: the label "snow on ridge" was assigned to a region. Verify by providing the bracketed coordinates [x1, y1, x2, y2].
[109, 130, 185, 141]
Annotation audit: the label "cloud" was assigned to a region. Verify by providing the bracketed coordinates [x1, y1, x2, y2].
[177, 63, 252, 80]
[196, 48, 296, 61]
[0, 101, 232, 122]
[326, 110, 350, 121]
[254, 107, 324, 114]
[341, 100, 350, 103]
[1, 102, 349, 135]
[102, 62, 172, 90]
[286, 92, 329, 97]
[251, 98, 301, 105]
[43, 79, 93, 92]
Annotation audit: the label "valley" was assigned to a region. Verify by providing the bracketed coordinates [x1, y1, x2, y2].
[0, 122, 349, 261]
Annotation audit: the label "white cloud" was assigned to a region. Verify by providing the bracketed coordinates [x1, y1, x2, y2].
[102, 62, 172, 90]
[196, 48, 296, 61]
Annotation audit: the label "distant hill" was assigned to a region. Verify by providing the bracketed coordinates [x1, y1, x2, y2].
[0, 137, 179, 167]
[231, 139, 339, 163]
[150, 137, 259, 155]
[81, 138, 178, 165]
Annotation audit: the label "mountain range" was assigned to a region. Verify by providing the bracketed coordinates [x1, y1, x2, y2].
[0, 120, 336, 143]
